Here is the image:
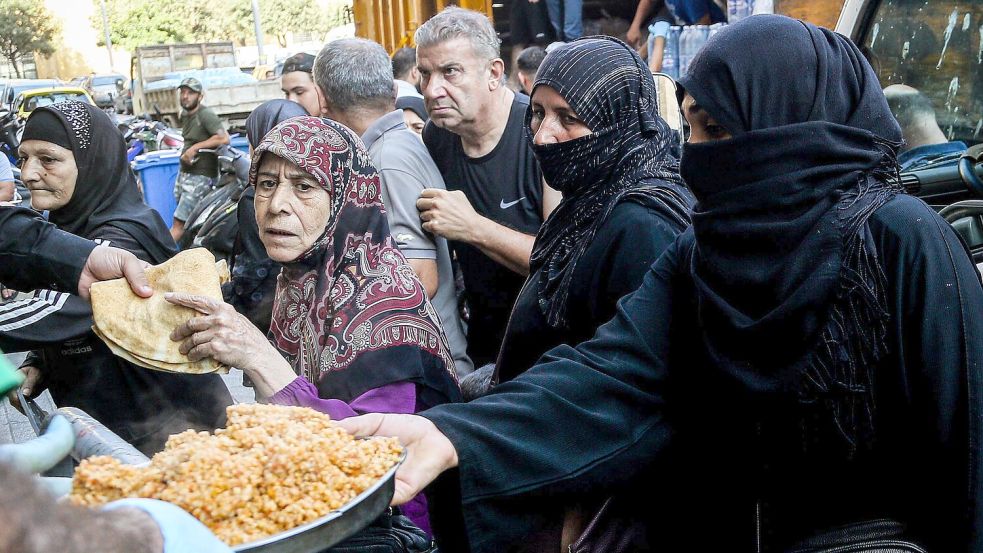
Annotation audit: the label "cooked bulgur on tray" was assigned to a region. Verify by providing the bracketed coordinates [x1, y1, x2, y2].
[70, 404, 403, 546]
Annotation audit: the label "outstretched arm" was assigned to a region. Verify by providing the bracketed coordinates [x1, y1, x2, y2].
[340, 240, 685, 507]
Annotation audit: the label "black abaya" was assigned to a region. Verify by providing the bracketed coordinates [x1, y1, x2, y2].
[425, 194, 983, 552]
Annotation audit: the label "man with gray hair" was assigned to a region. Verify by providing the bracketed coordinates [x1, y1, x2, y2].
[413, 7, 560, 368]
[313, 38, 473, 388]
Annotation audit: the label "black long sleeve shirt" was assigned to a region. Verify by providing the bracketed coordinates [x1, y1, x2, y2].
[424, 195, 983, 553]
[0, 207, 94, 293]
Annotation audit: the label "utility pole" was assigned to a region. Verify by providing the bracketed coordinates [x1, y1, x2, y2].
[99, 0, 113, 69]
[251, 0, 265, 64]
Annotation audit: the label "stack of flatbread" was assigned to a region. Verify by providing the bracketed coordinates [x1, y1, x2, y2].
[90, 248, 230, 374]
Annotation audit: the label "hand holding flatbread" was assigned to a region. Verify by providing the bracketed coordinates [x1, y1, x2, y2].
[166, 292, 300, 398]
[90, 248, 230, 374]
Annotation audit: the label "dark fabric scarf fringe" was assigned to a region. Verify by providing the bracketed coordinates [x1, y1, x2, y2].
[532, 180, 692, 329]
[800, 142, 902, 457]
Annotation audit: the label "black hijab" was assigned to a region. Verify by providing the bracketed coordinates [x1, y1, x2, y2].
[528, 36, 694, 329]
[245, 99, 308, 148]
[229, 99, 310, 334]
[678, 16, 903, 454]
[23, 101, 174, 263]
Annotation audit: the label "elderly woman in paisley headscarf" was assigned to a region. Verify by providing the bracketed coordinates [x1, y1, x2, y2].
[224, 99, 309, 334]
[0, 101, 232, 455]
[167, 116, 462, 534]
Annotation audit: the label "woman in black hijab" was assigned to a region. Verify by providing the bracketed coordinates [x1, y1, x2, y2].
[0, 101, 232, 455]
[495, 36, 692, 385]
[342, 16, 983, 553]
[225, 99, 308, 333]
[455, 36, 692, 550]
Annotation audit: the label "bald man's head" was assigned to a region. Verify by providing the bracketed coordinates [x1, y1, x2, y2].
[884, 84, 947, 151]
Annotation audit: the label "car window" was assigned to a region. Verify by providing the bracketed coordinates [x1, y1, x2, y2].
[862, 0, 982, 146]
[11, 81, 59, 98]
[92, 76, 119, 86]
[25, 93, 89, 111]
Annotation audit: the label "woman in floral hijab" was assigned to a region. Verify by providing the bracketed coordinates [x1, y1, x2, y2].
[167, 116, 461, 533]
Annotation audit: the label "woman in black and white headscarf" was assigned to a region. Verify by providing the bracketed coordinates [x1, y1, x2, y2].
[447, 36, 693, 551]
[0, 101, 232, 455]
[495, 36, 693, 383]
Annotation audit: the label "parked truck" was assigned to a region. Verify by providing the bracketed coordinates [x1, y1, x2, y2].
[130, 42, 282, 130]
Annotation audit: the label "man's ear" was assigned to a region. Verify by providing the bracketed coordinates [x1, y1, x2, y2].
[409, 66, 421, 85]
[488, 58, 506, 91]
[518, 72, 532, 95]
[315, 84, 330, 117]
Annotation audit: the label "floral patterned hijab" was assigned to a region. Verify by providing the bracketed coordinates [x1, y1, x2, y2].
[253, 117, 459, 403]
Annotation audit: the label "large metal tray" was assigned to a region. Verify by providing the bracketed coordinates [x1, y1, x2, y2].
[232, 451, 405, 553]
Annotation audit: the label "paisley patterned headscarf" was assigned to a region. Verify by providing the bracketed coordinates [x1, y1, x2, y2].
[254, 117, 459, 403]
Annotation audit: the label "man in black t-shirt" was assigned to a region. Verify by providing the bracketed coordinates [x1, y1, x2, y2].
[414, 7, 561, 367]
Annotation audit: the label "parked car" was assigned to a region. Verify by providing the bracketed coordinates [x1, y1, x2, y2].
[14, 86, 95, 120]
[112, 78, 133, 114]
[83, 73, 126, 109]
[0, 79, 61, 112]
[835, 0, 983, 263]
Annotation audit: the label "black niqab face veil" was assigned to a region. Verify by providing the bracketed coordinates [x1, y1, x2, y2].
[528, 36, 693, 328]
[678, 16, 903, 455]
[23, 101, 175, 263]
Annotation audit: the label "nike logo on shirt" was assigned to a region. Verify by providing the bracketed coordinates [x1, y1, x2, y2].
[500, 197, 526, 209]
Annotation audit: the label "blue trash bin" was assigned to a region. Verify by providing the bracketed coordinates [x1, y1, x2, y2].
[230, 135, 249, 152]
[132, 151, 181, 225]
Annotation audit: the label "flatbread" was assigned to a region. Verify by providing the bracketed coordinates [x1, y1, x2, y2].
[90, 248, 229, 374]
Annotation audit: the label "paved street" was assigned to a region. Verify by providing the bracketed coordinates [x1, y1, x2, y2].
[1, 351, 255, 445]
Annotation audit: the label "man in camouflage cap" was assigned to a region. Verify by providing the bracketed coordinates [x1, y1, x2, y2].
[171, 77, 229, 241]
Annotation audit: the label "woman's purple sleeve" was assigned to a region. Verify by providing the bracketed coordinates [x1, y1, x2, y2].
[268, 377, 417, 419]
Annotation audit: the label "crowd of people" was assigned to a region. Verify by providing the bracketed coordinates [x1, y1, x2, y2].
[0, 6, 981, 553]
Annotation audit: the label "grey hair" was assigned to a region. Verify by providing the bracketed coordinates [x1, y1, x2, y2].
[414, 6, 500, 62]
[313, 38, 395, 112]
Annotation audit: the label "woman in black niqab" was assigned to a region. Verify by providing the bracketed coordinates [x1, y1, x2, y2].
[678, 15, 906, 455]
[495, 36, 693, 383]
[1, 101, 231, 455]
[370, 15, 983, 553]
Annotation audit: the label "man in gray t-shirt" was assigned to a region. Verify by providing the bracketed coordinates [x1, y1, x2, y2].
[311, 38, 473, 377]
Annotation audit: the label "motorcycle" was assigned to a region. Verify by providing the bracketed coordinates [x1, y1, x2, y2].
[120, 117, 184, 162]
[176, 142, 250, 264]
[0, 108, 22, 165]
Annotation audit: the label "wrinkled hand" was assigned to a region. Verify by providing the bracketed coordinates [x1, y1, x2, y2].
[165, 293, 276, 369]
[416, 188, 483, 243]
[626, 24, 643, 49]
[6, 365, 45, 415]
[338, 413, 459, 506]
[78, 246, 153, 300]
